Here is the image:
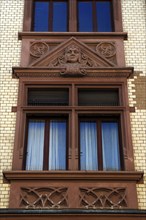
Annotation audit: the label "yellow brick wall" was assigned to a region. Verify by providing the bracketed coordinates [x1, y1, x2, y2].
[0, 0, 146, 209]
[122, 0, 146, 209]
[0, 0, 24, 208]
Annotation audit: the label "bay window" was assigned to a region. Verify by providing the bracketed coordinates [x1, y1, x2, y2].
[12, 82, 131, 172]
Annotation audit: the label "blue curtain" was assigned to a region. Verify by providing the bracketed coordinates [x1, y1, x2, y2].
[49, 120, 66, 170]
[80, 121, 98, 170]
[26, 120, 45, 170]
[102, 122, 121, 171]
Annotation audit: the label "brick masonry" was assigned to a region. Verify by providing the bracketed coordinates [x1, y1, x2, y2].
[0, 0, 146, 209]
[122, 0, 146, 209]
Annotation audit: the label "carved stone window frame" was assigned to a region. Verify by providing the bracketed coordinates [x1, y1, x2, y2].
[23, 0, 123, 32]
[12, 73, 135, 171]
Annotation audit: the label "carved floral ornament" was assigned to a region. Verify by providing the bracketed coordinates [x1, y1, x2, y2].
[30, 42, 49, 58]
[49, 44, 98, 76]
[96, 42, 116, 58]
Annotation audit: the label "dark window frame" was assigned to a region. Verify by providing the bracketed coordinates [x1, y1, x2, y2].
[23, 0, 123, 32]
[23, 115, 69, 170]
[77, 0, 114, 32]
[78, 116, 124, 171]
[32, 0, 68, 32]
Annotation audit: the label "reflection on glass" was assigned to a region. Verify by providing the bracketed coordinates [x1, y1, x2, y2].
[53, 2, 67, 32]
[78, 2, 93, 32]
[34, 1, 49, 31]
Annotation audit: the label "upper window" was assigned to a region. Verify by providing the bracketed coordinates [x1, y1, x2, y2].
[78, 0, 113, 32]
[23, 0, 123, 32]
[33, 0, 68, 31]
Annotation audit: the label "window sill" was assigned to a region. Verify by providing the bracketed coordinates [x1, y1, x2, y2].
[3, 170, 143, 184]
[18, 32, 128, 40]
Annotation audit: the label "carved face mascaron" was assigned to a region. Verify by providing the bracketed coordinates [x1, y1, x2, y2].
[65, 45, 81, 63]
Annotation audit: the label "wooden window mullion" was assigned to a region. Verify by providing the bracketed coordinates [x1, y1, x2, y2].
[93, 0, 97, 31]
[43, 119, 50, 170]
[97, 119, 103, 170]
[49, 0, 53, 31]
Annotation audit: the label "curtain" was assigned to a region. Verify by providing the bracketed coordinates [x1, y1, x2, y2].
[26, 120, 45, 170]
[102, 122, 121, 171]
[49, 120, 66, 170]
[80, 121, 98, 170]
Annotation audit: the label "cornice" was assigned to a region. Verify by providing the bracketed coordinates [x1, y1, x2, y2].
[12, 67, 134, 79]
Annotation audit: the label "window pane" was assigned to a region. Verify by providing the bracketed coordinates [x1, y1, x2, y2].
[102, 122, 121, 171]
[78, 1, 93, 32]
[26, 120, 45, 170]
[80, 121, 98, 170]
[53, 2, 67, 32]
[96, 1, 113, 32]
[49, 120, 67, 170]
[78, 89, 119, 106]
[28, 88, 69, 106]
[33, 1, 49, 31]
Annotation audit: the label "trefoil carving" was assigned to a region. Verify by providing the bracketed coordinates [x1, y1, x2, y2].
[20, 187, 68, 209]
[79, 187, 127, 209]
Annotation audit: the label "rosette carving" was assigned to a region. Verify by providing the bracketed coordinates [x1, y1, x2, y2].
[30, 42, 49, 58]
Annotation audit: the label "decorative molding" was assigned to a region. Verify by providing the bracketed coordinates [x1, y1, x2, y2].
[20, 187, 68, 209]
[3, 171, 144, 183]
[79, 187, 127, 209]
[12, 67, 134, 79]
[30, 42, 49, 58]
[96, 42, 116, 58]
[18, 32, 128, 40]
[49, 44, 98, 76]
[30, 37, 116, 69]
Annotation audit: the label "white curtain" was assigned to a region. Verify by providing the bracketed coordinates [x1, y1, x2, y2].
[26, 120, 45, 170]
[80, 121, 98, 170]
[102, 122, 120, 171]
[49, 120, 66, 170]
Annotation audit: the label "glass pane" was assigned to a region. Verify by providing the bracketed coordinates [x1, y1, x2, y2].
[53, 2, 67, 31]
[96, 1, 113, 32]
[78, 89, 119, 106]
[49, 120, 67, 170]
[80, 121, 98, 170]
[33, 1, 49, 31]
[78, 1, 93, 32]
[26, 120, 45, 170]
[28, 88, 69, 106]
[102, 122, 121, 171]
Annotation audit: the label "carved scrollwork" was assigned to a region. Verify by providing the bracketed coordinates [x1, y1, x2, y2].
[96, 42, 116, 58]
[49, 44, 97, 76]
[79, 187, 127, 209]
[20, 187, 68, 209]
[30, 42, 49, 58]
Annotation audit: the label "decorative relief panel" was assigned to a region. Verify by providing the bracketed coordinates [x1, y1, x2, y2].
[49, 44, 96, 76]
[20, 187, 68, 209]
[30, 42, 49, 58]
[79, 187, 127, 209]
[96, 42, 117, 64]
